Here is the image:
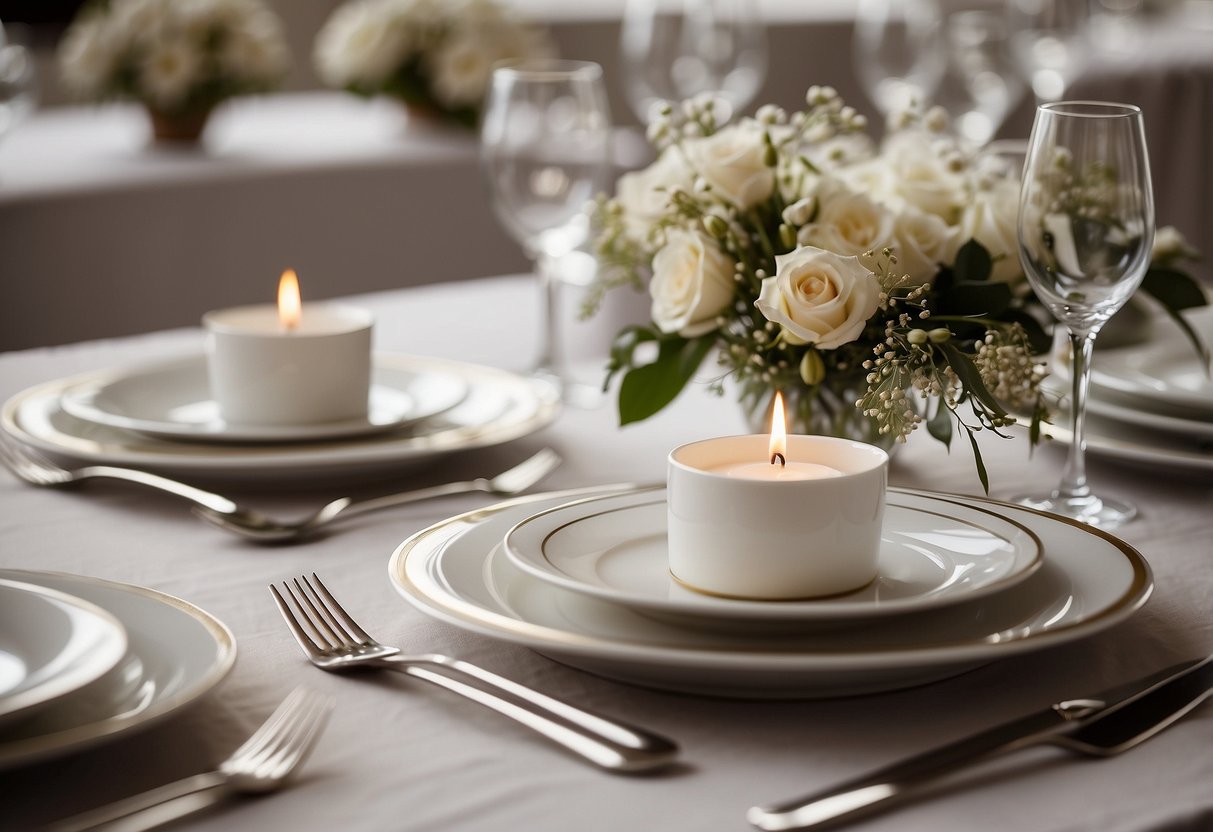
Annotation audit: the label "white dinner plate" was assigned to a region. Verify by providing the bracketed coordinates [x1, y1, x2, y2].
[1033, 408, 1213, 474]
[0, 579, 127, 727]
[59, 354, 469, 443]
[0, 570, 236, 770]
[1047, 368, 1213, 441]
[2, 355, 560, 481]
[503, 489, 1042, 626]
[389, 487, 1152, 699]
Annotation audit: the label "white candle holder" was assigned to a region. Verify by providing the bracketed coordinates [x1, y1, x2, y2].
[667, 435, 888, 600]
[203, 304, 373, 426]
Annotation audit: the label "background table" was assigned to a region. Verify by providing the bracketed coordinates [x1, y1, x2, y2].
[1, 275, 1211, 831]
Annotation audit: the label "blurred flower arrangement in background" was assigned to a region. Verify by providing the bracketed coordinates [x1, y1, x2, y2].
[58, 0, 289, 141]
[314, 0, 554, 129]
[589, 88, 1205, 488]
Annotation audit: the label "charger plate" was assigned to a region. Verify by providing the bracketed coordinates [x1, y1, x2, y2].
[502, 488, 1042, 625]
[389, 487, 1152, 699]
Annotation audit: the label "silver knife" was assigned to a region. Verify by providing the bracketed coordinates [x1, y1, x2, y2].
[748, 655, 1213, 831]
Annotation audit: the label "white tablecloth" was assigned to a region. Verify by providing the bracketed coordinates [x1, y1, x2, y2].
[0, 275, 1211, 831]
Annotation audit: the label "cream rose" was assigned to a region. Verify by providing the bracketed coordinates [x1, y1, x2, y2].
[755, 246, 880, 350]
[650, 230, 735, 337]
[954, 178, 1021, 282]
[684, 122, 774, 209]
[798, 189, 896, 257]
[893, 207, 960, 284]
[615, 148, 693, 240]
[880, 130, 966, 220]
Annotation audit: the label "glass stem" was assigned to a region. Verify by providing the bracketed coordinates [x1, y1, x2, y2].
[1057, 329, 1097, 502]
[534, 252, 560, 377]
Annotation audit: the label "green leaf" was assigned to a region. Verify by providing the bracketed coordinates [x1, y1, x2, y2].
[1142, 268, 1209, 312]
[953, 239, 993, 282]
[937, 281, 1013, 317]
[926, 399, 953, 447]
[618, 336, 714, 425]
[939, 342, 1009, 418]
[964, 427, 990, 494]
[1156, 302, 1212, 373]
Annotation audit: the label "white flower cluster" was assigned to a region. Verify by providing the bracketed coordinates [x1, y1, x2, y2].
[59, 0, 288, 112]
[314, 0, 552, 112]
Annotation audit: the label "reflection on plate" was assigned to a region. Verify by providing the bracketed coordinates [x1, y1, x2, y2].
[0, 579, 127, 727]
[503, 489, 1042, 625]
[2, 355, 560, 481]
[59, 354, 468, 443]
[390, 487, 1151, 699]
[0, 570, 235, 771]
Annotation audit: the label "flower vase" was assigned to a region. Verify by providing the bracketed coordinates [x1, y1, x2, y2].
[146, 105, 212, 143]
[741, 377, 906, 453]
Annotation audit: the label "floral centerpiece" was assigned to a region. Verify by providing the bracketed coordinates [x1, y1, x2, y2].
[313, 0, 554, 129]
[58, 0, 289, 142]
[589, 89, 1206, 489]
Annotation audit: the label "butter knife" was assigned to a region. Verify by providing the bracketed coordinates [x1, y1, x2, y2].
[748, 655, 1213, 831]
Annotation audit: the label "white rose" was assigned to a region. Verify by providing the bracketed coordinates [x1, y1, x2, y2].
[893, 207, 960, 284]
[429, 33, 493, 107]
[880, 130, 966, 220]
[955, 178, 1022, 282]
[615, 148, 693, 240]
[755, 246, 880, 350]
[220, 13, 289, 82]
[58, 16, 122, 97]
[650, 230, 735, 337]
[140, 35, 202, 108]
[314, 0, 409, 88]
[798, 188, 896, 257]
[684, 122, 774, 209]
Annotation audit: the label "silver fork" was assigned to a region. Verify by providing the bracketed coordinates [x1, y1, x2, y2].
[271, 573, 679, 773]
[0, 437, 560, 543]
[49, 687, 332, 832]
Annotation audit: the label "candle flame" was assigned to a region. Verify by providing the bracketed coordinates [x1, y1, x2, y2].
[278, 269, 301, 331]
[769, 391, 787, 465]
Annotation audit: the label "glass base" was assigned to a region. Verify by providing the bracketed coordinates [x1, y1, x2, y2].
[1011, 490, 1137, 529]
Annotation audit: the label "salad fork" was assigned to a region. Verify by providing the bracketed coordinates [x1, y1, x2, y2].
[270, 573, 679, 773]
[0, 437, 560, 543]
[49, 687, 332, 832]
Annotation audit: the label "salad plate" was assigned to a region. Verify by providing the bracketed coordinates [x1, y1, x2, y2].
[502, 488, 1042, 625]
[0, 570, 236, 770]
[0, 578, 127, 727]
[389, 487, 1151, 699]
[58, 354, 468, 443]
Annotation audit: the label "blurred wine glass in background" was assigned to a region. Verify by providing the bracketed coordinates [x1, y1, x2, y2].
[0, 20, 36, 145]
[621, 0, 767, 124]
[1008, 0, 1092, 102]
[853, 0, 945, 122]
[935, 9, 1026, 149]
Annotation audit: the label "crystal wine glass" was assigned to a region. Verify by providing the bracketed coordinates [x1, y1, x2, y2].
[481, 60, 612, 404]
[621, 0, 767, 124]
[1008, 0, 1092, 102]
[0, 21, 36, 144]
[935, 10, 1026, 150]
[1014, 101, 1154, 528]
[853, 0, 945, 120]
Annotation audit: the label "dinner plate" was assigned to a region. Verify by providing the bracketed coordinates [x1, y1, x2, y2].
[0, 570, 236, 770]
[1034, 408, 1213, 474]
[0, 579, 127, 727]
[503, 489, 1043, 625]
[389, 487, 1152, 699]
[1047, 368, 1213, 441]
[59, 354, 469, 443]
[2, 355, 560, 481]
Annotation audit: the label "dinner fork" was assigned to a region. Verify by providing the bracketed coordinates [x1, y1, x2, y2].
[0, 437, 560, 543]
[270, 573, 679, 773]
[49, 687, 332, 832]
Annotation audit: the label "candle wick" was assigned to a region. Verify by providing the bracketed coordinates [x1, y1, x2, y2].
[770, 452, 785, 467]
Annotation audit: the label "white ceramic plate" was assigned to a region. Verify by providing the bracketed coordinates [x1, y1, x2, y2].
[0, 571, 236, 770]
[1085, 306, 1213, 417]
[59, 354, 469, 443]
[503, 489, 1043, 625]
[2, 355, 560, 481]
[389, 487, 1152, 699]
[1033, 409, 1213, 474]
[1047, 368, 1213, 441]
[0, 579, 127, 727]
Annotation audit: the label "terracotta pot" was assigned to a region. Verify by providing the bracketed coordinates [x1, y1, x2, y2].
[146, 105, 212, 143]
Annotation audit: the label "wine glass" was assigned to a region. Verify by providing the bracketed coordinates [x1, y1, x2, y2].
[481, 60, 612, 404]
[621, 0, 767, 124]
[1008, 0, 1092, 102]
[935, 10, 1026, 149]
[853, 0, 945, 120]
[1014, 101, 1154, 528]
[0, 21, 36, 144]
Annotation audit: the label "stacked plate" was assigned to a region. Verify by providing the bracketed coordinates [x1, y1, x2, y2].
[1, 353, 560, 480]
[0, 570, 234, 770]
[389, 485, 1153, 699]
[1046, 306, 1213, 473]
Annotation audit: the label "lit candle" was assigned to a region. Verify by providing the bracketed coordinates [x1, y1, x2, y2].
[203, 270, 373, 426]
[712, 393, 842, 481]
